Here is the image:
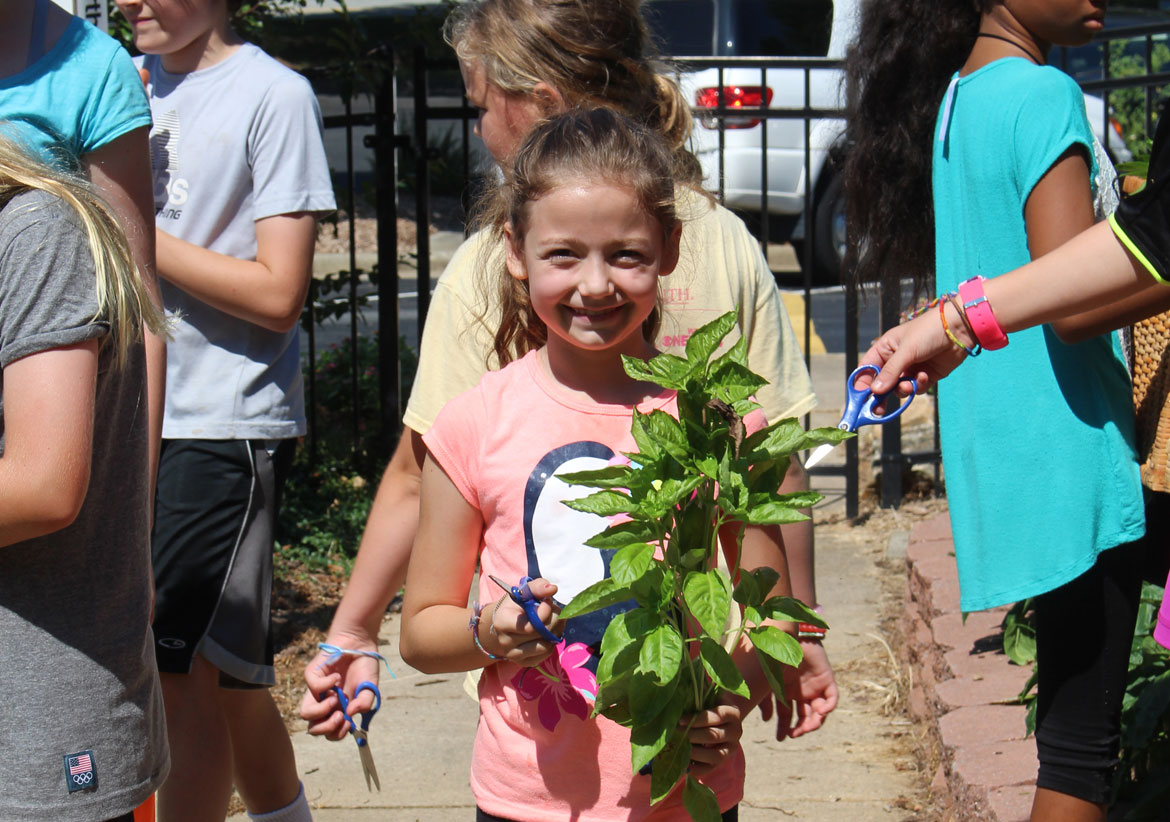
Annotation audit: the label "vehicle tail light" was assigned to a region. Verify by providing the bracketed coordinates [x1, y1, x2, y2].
[1110, 116, 1124, 139]
[695, 86, 773, 129]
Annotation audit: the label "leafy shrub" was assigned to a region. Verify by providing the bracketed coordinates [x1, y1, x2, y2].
[277, 330, 417, 574]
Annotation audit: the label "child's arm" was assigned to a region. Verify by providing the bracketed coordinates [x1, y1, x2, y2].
[300, 428, 425, 738]
[155, 212, 317, 333]
[83, 126, 166, 499]
[399, 454, 560, 675]
[0, 342, 99, 546]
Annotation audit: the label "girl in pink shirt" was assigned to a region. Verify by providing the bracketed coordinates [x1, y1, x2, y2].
[394, 108, 793, 822]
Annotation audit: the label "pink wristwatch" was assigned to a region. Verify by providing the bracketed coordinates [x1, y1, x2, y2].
[958, 276, 1009, 350]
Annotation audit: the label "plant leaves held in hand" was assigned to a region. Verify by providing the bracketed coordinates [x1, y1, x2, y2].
[557, 310, 845, 822]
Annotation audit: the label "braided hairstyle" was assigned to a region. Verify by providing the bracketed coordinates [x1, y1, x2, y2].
[841, 0, 988, 300]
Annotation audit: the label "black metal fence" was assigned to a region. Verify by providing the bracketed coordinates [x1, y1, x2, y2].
[302, 24, 1170, 517]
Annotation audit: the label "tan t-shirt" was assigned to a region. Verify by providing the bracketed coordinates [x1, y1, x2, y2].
[404, 187, 817, 434]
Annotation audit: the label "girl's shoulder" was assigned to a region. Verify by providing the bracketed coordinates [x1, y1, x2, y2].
[967, 59, 1082, 102]
[0, 189, 77, 246]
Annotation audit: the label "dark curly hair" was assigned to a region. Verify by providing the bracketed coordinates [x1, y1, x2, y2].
[841, 0, 989, 301]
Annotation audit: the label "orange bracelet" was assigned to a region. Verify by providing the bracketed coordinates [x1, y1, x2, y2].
[938, 298, 981, 357]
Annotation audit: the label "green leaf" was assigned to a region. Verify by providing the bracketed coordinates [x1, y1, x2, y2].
[737, 500, 813, 526]
[557, 464, 635, 489]
[650, 729, 691, 804]
[630, 669, 677, 724]
[749, 626, 804, 667]
[742, 419, 853, 464]
[630, 688, 688, 773]
[761, 596, 827, 628]
[638, 623, 685, 684]
[709, 361, 767, 405]
[733, 567, 780, 607]
[593, 666, 632, 715]
[623, 352, 690, 390]
[683, 570, 732, 639]
[652, 475, 707, 509]
[772, 490, 823, 509]
[583, 520, 659, 550]
[684, 310, 738, 368]
[754, 645, 788, 706]
[708, 325, 749, 372]
[682, 775, 722, 822]
[635, 409, 691, 464]
[600, 607, 658, 657]
[562, 489, 636, 516]
[698, 637, 750, 698]
[560, 577, 633, 620]
[610, 543, 656, 587]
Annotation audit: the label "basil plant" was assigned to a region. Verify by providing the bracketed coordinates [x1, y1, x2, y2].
[557, 311, 852, 821]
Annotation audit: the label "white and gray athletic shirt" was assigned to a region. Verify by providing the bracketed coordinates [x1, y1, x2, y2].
[138, 44, 336, 439]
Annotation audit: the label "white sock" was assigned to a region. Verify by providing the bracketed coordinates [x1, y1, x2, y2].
[246, 783, 313, 822]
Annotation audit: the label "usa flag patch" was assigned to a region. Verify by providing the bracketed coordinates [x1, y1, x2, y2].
[63, 750, 97, 793]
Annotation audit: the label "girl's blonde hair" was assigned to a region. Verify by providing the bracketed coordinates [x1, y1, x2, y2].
[0, 136, 166, 369]
[482, 107, 677, 365]
[445, 0, 703, 188]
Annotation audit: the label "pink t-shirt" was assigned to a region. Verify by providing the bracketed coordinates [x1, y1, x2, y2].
[424, 350, 746, 822]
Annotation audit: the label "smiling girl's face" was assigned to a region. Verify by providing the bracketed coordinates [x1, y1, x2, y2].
[505, 178, 680, 362]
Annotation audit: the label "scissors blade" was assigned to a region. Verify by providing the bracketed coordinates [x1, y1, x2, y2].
[354, 732, 381, 792]
[804, 442, 836, 469]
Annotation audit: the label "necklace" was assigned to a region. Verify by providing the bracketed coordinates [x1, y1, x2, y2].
[974, 32, 1044, 66]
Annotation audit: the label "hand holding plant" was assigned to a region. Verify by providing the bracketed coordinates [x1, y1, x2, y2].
[556, 311, 852, 820]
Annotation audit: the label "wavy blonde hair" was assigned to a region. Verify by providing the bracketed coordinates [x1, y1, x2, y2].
[445, 0, 703, 188]
[0, 136, 166, 369]
[478, 108, 678, 365]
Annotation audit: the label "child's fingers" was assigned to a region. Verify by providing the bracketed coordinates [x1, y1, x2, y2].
[300, 689, 350, 741]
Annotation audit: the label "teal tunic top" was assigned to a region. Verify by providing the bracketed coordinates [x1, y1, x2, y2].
[932, 58, 1145, 612]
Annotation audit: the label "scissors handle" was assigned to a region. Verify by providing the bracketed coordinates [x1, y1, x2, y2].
[843, 365, 916, 430]
[324, 681, 381, 738]
[488, 574, 561, 644]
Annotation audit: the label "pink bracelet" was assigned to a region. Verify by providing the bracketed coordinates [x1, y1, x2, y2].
[957, 276, 1008, 350]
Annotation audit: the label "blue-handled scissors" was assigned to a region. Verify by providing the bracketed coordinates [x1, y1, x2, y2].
[804, 365, 917, 468]
[488, 574, 561, 643]
[324, 682, 381, 791]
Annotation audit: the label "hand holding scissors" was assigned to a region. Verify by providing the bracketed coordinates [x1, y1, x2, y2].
[487, 574, 562, 645]
[322, 682, 382, 791]
[805, 365, 917, 468]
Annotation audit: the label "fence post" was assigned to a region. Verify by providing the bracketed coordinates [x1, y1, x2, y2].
[374, 54, 402, 444]
[413, 47, 432, 337]
[878, 281, 905, 508]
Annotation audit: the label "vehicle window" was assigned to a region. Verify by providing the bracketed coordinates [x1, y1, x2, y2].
[645, 0, 715, 57]
[646, 0, 832, 58]
[727, 0, 832, 57]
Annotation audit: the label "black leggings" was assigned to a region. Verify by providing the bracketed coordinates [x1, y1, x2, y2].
[475, 806, 739, 822]
[1033, 540, 1144, 804]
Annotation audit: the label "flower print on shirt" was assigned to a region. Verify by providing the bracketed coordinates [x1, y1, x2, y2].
[512, 640, 599, 732]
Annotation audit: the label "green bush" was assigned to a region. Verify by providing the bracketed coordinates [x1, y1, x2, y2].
[277, 330, 417, 574]
[1003, 583, 1170, 819]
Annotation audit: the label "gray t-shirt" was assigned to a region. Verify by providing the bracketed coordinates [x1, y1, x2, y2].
[0, 190, 168, 820]
[140, 44, 336, 439]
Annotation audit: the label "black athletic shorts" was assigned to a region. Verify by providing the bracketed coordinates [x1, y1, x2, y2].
[151, 438, 296, 687]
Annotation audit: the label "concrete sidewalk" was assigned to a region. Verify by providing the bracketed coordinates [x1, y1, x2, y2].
[233, 519, 927, 822]
[224, 354, 940, 821]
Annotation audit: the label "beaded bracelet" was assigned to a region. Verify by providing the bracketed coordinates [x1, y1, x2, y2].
[468, 601, 502, 661]
[938, 297, 982, 357]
